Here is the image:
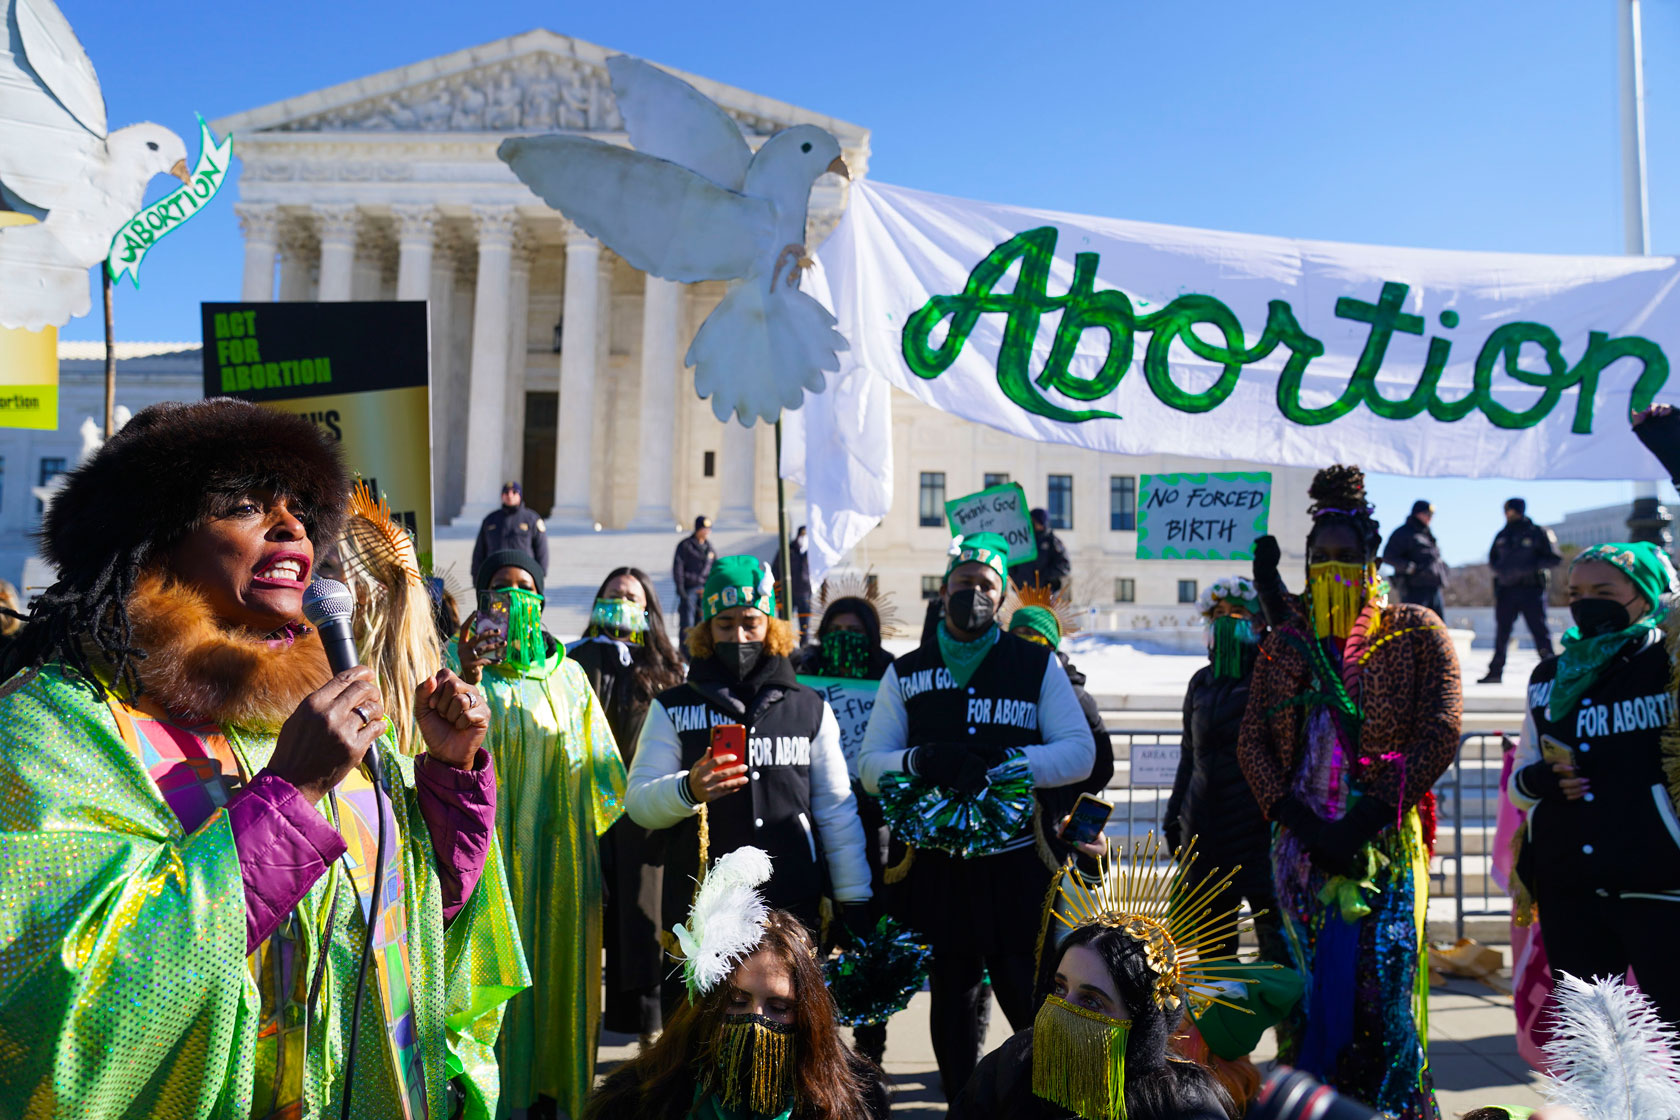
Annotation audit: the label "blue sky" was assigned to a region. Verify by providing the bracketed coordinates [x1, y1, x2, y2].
[53, 0, 1680, 562]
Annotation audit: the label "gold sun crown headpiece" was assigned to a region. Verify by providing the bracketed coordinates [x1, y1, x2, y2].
[814, 569, 901, 638]
[1002, 577, 1081, 640]
[1055, 833, 1254, 1013]
[341, 480, 423, 588]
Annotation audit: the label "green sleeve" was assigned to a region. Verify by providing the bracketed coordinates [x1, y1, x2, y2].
[0, 668, 257, 1120]
[441, 834, 531, 1120]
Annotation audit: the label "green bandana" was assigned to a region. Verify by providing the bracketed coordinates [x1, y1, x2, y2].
[946, 532, 1011, 581]
[703, 556, 777, 621]
[1011, 605, 1061, 649]
[937, 623, 998, 688]
[1548, 543, 1674, 722]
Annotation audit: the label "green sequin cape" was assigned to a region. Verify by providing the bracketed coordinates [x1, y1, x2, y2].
[463, 642, 628, 1117]
[0, 664, 530, 1120]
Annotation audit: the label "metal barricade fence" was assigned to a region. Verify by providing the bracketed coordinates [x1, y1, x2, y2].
[1100, 727, 1516, 942]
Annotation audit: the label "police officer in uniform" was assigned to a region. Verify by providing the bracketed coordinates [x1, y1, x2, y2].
[1509, 541, 1680, 1023]
[857, 533, 1094, 1101]
[625, 554, 871, 1007]
[1480, 497, 1561, 683]
[471, 480, 548, 581]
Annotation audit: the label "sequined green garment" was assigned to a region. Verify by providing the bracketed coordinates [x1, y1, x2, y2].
[470, 643, 627, 1118]
[0, 665, 530, 1120]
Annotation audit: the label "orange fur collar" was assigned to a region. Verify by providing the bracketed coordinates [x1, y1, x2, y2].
[126, 572, 331, 731]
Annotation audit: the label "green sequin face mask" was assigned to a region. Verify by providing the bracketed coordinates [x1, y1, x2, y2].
[590, 597, 648, 643]
[818, 629, 870, 679]
[1207, 615, 1257, 679]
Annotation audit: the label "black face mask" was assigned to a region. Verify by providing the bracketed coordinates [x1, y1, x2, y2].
[946, 588, 997, 633]
[1571, 597, 1636, 639]
[714, 640, 764, 680]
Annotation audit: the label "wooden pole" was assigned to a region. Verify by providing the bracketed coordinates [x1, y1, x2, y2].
[774, 419, 794, 624]
[102, 264, 115, 438]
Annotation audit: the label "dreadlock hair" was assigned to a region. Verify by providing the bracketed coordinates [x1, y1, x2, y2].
[1305, 464, 1381, 562]
[7, 400, 349, 699]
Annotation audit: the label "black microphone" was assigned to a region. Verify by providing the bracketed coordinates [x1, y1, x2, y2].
[301, 578, 382, 787]
[302, 578, 358, 676]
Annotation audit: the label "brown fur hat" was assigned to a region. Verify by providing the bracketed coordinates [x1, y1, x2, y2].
[44, 398, 349, 584]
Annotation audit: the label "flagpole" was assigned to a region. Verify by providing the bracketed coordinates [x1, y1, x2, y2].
[1621, 0, 1669, 546]
[774, 418, 795, 624]
[102, 264, 115, 439]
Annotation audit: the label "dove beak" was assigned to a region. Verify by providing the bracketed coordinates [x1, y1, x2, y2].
[826, 156, 850, 180]
[169, 159, 191, 184]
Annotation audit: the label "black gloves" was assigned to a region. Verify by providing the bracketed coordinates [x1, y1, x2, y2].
[1162, 818, 1183, 854]
[837, 902, 874, 947]
[1251, 534, 1291, 628]
[1271, 795, 1323, 845]
[1635, 405, 1680, 485]
[1513, 760, 1564, 803]
[1312, 796, 1397, 879]
[911, 743, 992, 796]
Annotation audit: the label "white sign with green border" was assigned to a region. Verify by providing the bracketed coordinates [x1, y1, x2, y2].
[943, 481, 1037, 565]
[1137, 471, 1270, 560]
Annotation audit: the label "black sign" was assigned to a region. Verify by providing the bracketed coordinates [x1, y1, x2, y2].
[200, 301, 429, 400]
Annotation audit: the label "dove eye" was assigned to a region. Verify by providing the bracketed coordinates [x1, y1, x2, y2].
[147, 141, 158, 151]
[801, 142, 812, 153]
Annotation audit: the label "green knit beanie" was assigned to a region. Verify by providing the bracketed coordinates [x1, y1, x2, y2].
[946, 532, 1011, 581]
[1010, 605, 1062, 648]
[702, 555, 777, 621]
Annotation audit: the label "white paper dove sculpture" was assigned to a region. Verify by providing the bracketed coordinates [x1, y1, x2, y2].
[499, 56, 850, 426]
[0, 0, 189, 330]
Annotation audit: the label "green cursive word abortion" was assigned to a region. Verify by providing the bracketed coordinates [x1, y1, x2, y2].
[900, 227, 1667, 431]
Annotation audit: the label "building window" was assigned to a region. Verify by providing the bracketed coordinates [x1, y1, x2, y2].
[919, 472, 946, 527]
[921, 575, 942, 599]
[1115, 578, 1135, 603]
[36, 456, 66, 516]
[1109, 476, 1136, 531]
[703, 451, 716, 478]
[1177, 579, 1198, 604]
[984, 472, 1010, 489]
[1047, 474, 1073, 530]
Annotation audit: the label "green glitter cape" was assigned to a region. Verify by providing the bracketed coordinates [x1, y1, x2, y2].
[0, 663, 530, 1120]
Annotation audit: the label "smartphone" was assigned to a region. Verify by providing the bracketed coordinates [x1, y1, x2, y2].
[710, 724, 747, 767]
[474, 590, 510, 642]
[1059, 793, 1113, 846]
[1540, 734, 1577, 772]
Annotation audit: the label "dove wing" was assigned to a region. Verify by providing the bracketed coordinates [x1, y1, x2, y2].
[606, 55, 752, 191]
[0, 0, 105, 213]
[13, 0, 104, 134]
[499, 135, 774, 283]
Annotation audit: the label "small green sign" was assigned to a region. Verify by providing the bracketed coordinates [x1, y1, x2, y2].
[944, 481, 1037, 565]
[1137, 471, 1270, 560]
[107, 115, 232, 288]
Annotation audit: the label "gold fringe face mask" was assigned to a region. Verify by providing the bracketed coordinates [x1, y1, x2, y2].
[1032, 994, 1133, 1120]
[703, 1013, 796, 1115]
[1307, 562, 1372, 640]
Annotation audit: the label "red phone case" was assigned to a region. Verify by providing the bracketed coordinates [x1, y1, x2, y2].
[710, 724, 746, 766]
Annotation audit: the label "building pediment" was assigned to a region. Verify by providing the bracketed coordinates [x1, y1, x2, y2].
[210, 30, 868, 155]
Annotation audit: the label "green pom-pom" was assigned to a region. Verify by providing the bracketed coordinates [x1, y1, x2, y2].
[824, 917, 934, 1027]
[878, 754, 1035, 858]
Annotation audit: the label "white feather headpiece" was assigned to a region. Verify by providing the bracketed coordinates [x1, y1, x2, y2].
[672, 846, 774, 997]
[1543, 972, 1680, 1120]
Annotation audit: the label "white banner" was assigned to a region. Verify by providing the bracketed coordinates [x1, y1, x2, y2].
[789, 179, 1675, 578]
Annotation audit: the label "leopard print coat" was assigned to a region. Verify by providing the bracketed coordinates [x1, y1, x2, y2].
[1237, 597, 1462, 818]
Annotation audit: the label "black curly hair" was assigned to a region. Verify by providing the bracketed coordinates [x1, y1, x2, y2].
[3, 399, 348, 698]
[1305, 464, 1381, 561]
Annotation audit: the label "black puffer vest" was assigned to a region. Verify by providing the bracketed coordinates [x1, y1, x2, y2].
[651, 653, 830, 910]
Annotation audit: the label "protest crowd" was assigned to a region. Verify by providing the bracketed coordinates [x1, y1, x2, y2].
[3, 392, 1679, 1120]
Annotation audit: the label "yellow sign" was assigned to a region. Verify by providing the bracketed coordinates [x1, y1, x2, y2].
[0, 213, 58, 430]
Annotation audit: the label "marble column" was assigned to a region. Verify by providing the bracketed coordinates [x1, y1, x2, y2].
[235, 203, 278, 301]
[427, 235, 458, 523]
[454, 206, 517, 526]
[313, 204, 359, 302]
[550, 225, 601, 530]
[628, 274, 682, 529]
[391, 205, 438, 301]
[277, 223, 316, 302]
[502, 236, 534, 487]
[715, 417, 761, 530]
